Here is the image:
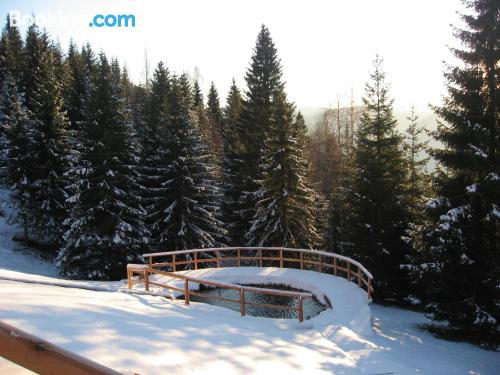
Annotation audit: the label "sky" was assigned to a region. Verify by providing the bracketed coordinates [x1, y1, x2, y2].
[1, 0, 466, 112]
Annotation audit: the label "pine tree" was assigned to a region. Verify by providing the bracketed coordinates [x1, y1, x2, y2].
[59, 54, 148, 280]
[0, 15, 23, 87]
[0, 74, 35, 237]
[150, 75, 226, 252]
[206, 82, 224, 158]
[348, 55, 408, 301]
[414, 0, 499, 348]
[20, 25, 72, 246]
[239, 25, 285, 238]
[246, 93, 318, 248]
[221, 79, 245, 245]
[403, 106, 431, 219]
[139, 61, 172, 250]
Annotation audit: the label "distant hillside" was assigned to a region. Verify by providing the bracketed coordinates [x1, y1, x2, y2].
[299, 106, 441, 170]
[299, 106, 439, 136]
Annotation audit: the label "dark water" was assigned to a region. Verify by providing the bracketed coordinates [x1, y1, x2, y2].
[188, 284, 327, 320]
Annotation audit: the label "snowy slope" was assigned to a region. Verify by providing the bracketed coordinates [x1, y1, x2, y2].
[1, 270, 499, 374]
[0, 189, 58, 278]
[0, 189, 498, 374]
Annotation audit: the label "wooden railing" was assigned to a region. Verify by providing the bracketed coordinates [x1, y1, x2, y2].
[0, 320, 122, 375]
[136, 267, 313, 322]
[142, 247, 373, 298]
[128, 247, 373, 322]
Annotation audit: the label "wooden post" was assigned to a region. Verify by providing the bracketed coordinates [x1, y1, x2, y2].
[347, 262, 351, 280]
[127, 270, 132, 289]
[184, 279, 189, 304]
[300, 251, 304, 270]
[144, 269, 149, 292]
[148, 256, 152, 269]
[279, 249, 283, 268]
[368, 278, 372, 300]
[172, 254, 177, 272]
[259, 249, 263, 267]
[319, 255, 322, 273]
[298, 295, 304, 323]
[333, 257, 338, 276]
[357, 268, 362, 287]
[216, 252, 221, 268]
[194, 252, 198, 270]
[237, 248, 241, 267]
[240, 288, 246, 316]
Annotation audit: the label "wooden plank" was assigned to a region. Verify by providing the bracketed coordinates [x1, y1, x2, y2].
[300, 251, 303, 270]
[237, 248, 241, 267]
[0, 321, 121, 375]
[194, 252, 198, 270]
[172, 254, 176, 272]
[279, 249, 283, 268]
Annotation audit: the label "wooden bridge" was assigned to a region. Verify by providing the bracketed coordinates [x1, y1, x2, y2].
[127, 247, 374, 323]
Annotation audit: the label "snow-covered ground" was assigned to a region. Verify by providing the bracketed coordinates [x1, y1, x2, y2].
[0, 191, 499, 374]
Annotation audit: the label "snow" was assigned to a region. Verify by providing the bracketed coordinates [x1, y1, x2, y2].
[0, 190, 499, 374]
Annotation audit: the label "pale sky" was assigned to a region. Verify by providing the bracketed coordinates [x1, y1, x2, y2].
[1, 0, 466, 111]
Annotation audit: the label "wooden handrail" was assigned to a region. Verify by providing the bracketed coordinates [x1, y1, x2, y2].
[0, 321, 122, 375]
[141, 267, 312, 322]
[140, 247, 374, 298]
[129, 247, 374, 322]
[142, 247, 373, 278]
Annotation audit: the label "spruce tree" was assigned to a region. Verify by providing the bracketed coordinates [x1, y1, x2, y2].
[414, 0, 499, 348]
[20, 24, 72, 246]
[403, 107, 431, 220]
[0, 15, 23, 87]
[59, 54, 147, 280]
[139, 61, 172, 250]
[348, 55, 408, 301]
[239, 25, 285, 237]
[206, 82, 224, 158]
[221, 79, 245, 245]
[246, 93, 318, 248]
[151, 75, 225, 252]
[0, 74, 36, 237]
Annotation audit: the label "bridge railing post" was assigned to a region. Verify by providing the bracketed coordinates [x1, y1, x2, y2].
[298, 295, 304, 323]
[184, 279, 189, 304]
[240, 288, 246, 316]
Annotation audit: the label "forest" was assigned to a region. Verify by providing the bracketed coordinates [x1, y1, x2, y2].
[0, 0, 498, 348]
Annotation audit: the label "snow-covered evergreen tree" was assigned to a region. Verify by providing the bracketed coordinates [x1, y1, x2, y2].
[413, 0, 499, 349]
[20, 24, 72, 246]
[150, 75, 226, 252]
[139, 61, 172, 250]
[348, 55, 409, 301]
[0, 15, 23, 88]
[239, 25, 285, 237]
[0, 74, 36, 237]
[206, 82, 224, 159]
[221, 79, 246, 245]
[58, 54, 148, 280]
[246, 92, 318, 248]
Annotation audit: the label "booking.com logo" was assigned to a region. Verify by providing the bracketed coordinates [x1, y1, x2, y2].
[8, 11, 135, 29]
[88, 14, 135, 28]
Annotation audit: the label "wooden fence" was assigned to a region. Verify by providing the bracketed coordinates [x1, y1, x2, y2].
[128, 247, 374, 322]
[0, 320, 122, 375]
